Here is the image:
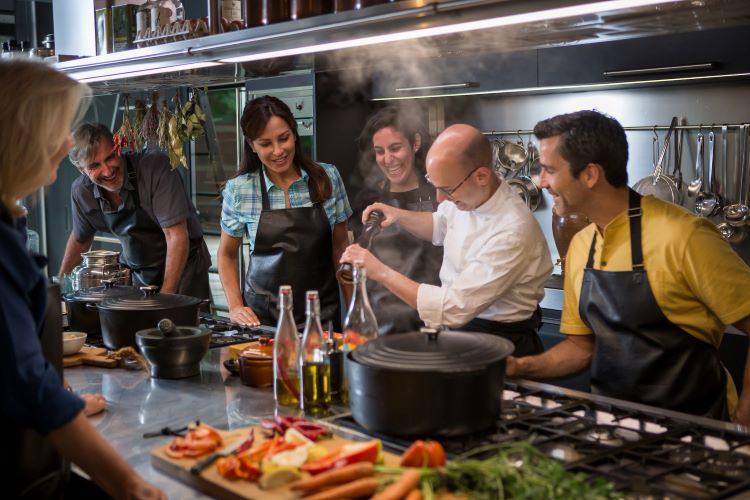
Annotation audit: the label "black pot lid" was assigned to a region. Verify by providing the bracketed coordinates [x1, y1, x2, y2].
[98, 286, 202, 310]
[351, 328, 515, 372]
[137, 325, 208, 340]
[63, 284, 140, 303]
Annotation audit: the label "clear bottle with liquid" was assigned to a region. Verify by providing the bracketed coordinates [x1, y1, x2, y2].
[341, 261, 379, 404]
[273, 285, 300, 407]
[299, 290, 331, 416]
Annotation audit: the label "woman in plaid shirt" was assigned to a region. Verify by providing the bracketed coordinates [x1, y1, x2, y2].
[218, 96, 352, 328]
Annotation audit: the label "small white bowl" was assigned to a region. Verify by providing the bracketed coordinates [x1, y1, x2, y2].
[63, 332, 87, 356]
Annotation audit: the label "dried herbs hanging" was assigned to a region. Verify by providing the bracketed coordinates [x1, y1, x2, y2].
[141, 92, 161, 149]
[112, 95, 137, 154]
[182, 88, 206, 140]
[158, 99, 187, 170]
[132, 99, 147, 152]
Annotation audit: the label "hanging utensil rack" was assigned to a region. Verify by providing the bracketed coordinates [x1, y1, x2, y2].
[483, 123, 750, 136]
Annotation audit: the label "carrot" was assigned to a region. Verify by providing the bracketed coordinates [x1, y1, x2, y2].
[303, 477, 380, 500]
[291, 462, 374, 493]
[371, 469, 422, 500]
[405, 488, 423, 500]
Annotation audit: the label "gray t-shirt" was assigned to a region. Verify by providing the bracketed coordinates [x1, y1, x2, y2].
[71, 150, 204, 245]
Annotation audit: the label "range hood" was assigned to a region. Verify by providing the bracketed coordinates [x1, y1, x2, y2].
[55, 0, 750, 94]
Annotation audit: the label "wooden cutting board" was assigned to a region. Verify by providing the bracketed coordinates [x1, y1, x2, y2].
[151, 426, 401, 500]
[63, 346, 118, 368]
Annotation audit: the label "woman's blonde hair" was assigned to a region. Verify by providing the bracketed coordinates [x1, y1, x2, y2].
[0, 59, 90, 217]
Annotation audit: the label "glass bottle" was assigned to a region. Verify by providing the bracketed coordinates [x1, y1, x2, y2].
[273, 285, 300, 407]
[341, 261, 379, 404]
[299, 290, 331, 416]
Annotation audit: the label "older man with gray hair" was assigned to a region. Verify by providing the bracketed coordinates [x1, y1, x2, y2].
[341, 124, 552, 356]
[58, 123, 211, 299]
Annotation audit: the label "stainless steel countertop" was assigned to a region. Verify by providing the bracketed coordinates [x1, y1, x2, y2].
[66, 347, 748, 498]
[66, 348, 278, 499]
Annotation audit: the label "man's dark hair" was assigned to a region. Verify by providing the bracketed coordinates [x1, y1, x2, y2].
[533, 110, 629, 187]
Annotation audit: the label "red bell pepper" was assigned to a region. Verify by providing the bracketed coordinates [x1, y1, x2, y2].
[301, 439, 381, 475]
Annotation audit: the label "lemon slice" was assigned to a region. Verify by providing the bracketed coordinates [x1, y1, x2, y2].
[258, 465, 302, 490]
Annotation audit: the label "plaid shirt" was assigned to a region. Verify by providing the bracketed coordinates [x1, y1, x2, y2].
[221, 162, 352, 252]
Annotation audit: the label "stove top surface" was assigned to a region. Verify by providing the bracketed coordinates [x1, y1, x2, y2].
[327, 382, 750, 499]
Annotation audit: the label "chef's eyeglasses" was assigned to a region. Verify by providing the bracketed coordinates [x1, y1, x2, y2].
[425, 166, 481, 199]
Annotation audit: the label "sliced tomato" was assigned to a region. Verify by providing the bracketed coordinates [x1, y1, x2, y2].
[164, 446, 185, 459]
[400, 440, 427, 467]
[425, 441, 446, 467]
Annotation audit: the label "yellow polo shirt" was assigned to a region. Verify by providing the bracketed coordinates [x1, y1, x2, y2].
[561, 195, 750, 417]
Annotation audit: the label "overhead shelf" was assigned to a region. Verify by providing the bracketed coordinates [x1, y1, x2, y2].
[54, 0, 750, 94]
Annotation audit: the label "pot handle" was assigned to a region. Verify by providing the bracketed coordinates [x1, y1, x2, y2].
[85, 302, 99, 310]
[421, 327, 440, 341]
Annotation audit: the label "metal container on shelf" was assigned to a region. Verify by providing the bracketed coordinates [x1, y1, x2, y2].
[72, 250, 130, 290]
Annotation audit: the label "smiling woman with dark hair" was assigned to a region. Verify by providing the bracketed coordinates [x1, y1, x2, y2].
[218, 95, 352, 328]
[351, 105, 443, 334]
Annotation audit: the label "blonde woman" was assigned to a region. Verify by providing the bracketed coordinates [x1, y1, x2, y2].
[0, 60, 164, 499]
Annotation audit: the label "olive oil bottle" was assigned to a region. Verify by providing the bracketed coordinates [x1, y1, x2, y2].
[299, 291, 330, 416]
[273, 285, 300, 407]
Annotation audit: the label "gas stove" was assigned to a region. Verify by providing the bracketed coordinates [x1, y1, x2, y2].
[325, 380, 750, 499]
[76, 315, 275, 350]
[200, 314, 275, 348]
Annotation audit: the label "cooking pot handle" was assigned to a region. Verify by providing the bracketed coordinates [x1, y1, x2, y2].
[85, 303, 99, 310]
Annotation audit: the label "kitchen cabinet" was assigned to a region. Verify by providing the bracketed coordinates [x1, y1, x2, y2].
[370, 50, 538, 99]
[538, 25, 750, 87]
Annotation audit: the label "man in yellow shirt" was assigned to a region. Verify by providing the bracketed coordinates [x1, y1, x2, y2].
[507, 110, 750, 426]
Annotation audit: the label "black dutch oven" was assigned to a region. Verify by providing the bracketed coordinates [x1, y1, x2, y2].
[94, 286, 206, 350]
[62, 280, 140, 334]
[136, 319, 210, 379]
[346, 328, 514, 437]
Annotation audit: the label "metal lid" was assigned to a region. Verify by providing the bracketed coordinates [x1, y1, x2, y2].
[350, 328, 514, 372]
[97, 286, 203, 310]
[63, 280, 139, 303]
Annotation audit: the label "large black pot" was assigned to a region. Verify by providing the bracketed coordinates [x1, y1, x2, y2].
[346, 328, 514, 437]
[94, 286, 205, 350]
[63, 281, 140, 334]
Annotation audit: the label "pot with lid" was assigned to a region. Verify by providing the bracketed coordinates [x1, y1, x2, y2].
[346, 328, 514, 437]
[95, 286, 206, 350]
[63, 279, 140, 334]
[136, 318, 210, 379]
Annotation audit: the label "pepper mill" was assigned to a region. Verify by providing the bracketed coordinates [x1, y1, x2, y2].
[336, 210, 384, 285]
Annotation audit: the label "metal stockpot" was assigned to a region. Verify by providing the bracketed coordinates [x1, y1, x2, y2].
[63, 280, 139, 334]
[93, 286, 205, 350]
[72, 250, 130, 290]
[346, 328, 514, 437]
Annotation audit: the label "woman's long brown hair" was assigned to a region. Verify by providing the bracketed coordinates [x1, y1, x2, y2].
[236, 95, 332, 203]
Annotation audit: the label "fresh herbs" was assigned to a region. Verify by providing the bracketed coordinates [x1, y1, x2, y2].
[378, 440, 621, 500]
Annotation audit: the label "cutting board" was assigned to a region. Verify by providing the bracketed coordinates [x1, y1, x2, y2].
[151, 426, 401, 500]
[63, 346, 118, 368]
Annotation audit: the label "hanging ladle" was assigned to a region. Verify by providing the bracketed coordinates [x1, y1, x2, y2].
[723, 124, 749, 227]
[695, 131, 721, 217]
[688, 130, 704, 198]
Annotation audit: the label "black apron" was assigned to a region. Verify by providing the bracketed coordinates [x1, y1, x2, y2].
[243, 168, 340, 328]
[461, 308, 544, 357]
[369, 180, 442, 335]
[101, 156, 210, 299]
[580, 189, 728, 419]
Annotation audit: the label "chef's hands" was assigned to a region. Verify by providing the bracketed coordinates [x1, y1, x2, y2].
[340, 244, 388, 282]
[229, 306, 261, 327]
[363, 202, 401, 229]
[81, 393, 107, 417]
[505, 356, 519, 378]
